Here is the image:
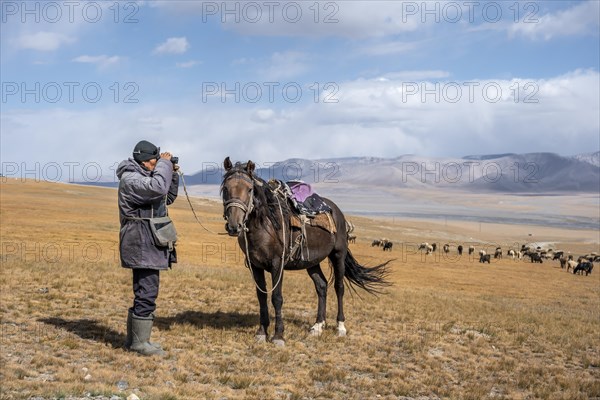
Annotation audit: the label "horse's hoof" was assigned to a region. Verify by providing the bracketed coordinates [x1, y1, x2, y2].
[309, 322, 325, 337]
[337, 322, 347, 337]
[255, 335, 267, 343]
[272, 339, 285, 347]
[309, 328, 322, 337]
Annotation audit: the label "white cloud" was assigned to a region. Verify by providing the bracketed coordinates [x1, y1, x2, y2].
[508, 1, 599, 40]
[153, 37, 190, 55]
[16, 31, 75, 51]
[72, 55, 122, 69]
[2, 70, 598, 179]
[176, 60, 201, 68]
[251, 109, 277, 123]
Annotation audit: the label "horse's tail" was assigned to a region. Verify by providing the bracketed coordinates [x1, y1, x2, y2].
[343, 250, 392, 295]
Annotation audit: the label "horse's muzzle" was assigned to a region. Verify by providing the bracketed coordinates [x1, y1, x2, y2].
[225, 222, 242, 237]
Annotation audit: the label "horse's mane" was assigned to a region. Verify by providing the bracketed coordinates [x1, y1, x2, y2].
[221, 163, 290, 231]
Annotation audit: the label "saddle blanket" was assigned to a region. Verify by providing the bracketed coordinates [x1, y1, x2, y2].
[290, 212, 337, 234]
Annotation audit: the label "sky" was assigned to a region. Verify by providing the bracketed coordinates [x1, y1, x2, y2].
[1, 0, 599, 181]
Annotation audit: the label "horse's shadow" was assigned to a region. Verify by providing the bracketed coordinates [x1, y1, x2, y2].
[155, 310, 308, 331]
[154, 310, 257, 331]
[39, 317, 125, 349]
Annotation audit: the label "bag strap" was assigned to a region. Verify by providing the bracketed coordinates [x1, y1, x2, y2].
[124, 216, 150, 221]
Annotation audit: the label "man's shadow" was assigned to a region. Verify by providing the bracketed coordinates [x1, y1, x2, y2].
[39, 317, 126, 349]
[39, 311, 261, 347]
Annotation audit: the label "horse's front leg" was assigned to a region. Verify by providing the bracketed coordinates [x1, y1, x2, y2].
[270, 264, 285, 346]
[251, 266, 269, 342]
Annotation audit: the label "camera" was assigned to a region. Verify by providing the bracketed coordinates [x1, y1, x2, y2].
[171, 156, 179, 164]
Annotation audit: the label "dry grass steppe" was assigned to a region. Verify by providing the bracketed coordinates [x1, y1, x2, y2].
[1, 179, 599, 400]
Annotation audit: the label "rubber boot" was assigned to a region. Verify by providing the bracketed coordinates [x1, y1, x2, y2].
[129, 313, 166, 356]
[125, 310, 162, 350]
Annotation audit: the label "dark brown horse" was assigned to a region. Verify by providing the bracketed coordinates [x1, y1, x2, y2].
[221, 157, 391, 346]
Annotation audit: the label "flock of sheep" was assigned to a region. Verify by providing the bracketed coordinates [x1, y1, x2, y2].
[370, 238, 393, 251]
[424, 242, 597, 276]
[361, 237, 596, 277]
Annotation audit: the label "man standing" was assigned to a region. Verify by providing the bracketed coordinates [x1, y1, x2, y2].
[116, 140, 179, 356]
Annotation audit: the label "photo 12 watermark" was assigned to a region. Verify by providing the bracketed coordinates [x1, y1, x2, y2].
[196, 160, 341, 184]
[198, 1, 339, 24]
[201, 81, 339, 104]
[400, 161, 540, 184]
[1, 1, 140, 24]
[401, 81, 539, 104]
[398, 1, 539, 24]
[1, 240, 117, 264]
[0, 239, 247, 266]
[1, 82, 140, 105]
[1, 161, 120, 183]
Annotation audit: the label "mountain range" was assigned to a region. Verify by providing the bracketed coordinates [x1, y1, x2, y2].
[182, 152, 600, 193]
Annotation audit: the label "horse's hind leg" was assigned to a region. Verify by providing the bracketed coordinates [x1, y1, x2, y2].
[251, 266, 269, 342]
[307, 264, 328, 336]
[329, 250, 347, 337]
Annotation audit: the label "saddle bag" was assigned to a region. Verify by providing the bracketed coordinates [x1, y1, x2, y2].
[147, 216, 178, 249]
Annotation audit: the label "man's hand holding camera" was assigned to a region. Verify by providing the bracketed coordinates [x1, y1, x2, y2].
[161, 152, 180, 171]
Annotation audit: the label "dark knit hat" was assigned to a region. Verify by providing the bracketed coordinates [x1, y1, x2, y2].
[133, 140, 159, 162]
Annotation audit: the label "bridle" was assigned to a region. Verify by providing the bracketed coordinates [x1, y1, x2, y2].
[222, 171, 256, 231]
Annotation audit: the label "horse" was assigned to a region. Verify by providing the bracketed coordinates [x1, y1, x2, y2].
[221, 157, 391, 346]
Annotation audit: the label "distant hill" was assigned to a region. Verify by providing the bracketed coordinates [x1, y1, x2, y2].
[74, 152, 600, 193]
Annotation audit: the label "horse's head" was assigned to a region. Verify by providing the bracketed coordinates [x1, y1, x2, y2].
[221, 156, 256, 236]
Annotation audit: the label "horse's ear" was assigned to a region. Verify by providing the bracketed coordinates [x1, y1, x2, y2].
[246, 160, 255, 175]
[224, 157, 232, 171]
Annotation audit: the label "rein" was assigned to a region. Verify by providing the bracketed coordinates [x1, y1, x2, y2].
[178, 170, 225, 235]
[223, 170, 286, 295]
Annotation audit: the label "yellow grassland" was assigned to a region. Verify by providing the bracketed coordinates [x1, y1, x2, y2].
[0, 179, 598, 400]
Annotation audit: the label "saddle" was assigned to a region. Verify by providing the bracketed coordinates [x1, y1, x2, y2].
[269, 180, 331, 217]
[268, 179, 336, 262]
